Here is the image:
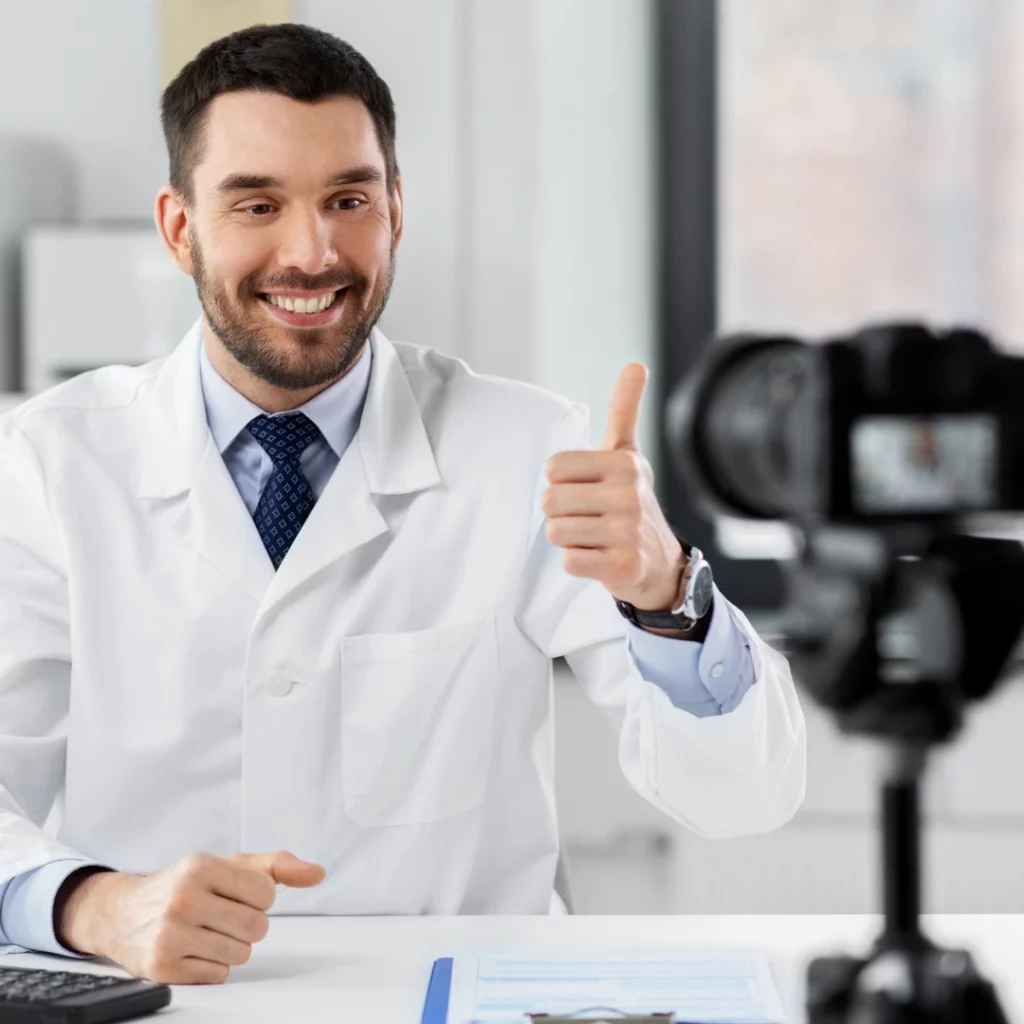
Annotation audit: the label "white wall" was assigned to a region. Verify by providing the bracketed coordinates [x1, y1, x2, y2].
[463, 0, 657, 452]
[0, 0, 657, 442]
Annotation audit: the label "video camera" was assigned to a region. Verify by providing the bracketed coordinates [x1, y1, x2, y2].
[667, 323, 1024, 1024]
[672, 322, 1024, 524]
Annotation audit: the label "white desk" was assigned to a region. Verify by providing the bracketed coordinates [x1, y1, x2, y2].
[5, 915, 1024, 1022]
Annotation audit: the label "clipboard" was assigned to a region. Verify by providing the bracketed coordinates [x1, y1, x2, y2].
[422, 957, 454, 1024]
[421, 957, 675, 1023]
[421, 953, 784, 1024]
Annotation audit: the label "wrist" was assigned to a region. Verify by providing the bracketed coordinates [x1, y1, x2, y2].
[630, 551, 687, 614]
[56, 867, 122, 956]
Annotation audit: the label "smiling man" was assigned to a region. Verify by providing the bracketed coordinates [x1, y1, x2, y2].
[0, 24, 805, 984]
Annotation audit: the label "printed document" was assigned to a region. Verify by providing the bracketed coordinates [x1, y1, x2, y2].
[445, 952, 786, 1023]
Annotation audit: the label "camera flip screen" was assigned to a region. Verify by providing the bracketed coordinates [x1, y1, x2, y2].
[851, 414, 998, 514]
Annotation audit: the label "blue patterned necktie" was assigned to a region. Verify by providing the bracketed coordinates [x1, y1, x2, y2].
[247, 412, 323, 569]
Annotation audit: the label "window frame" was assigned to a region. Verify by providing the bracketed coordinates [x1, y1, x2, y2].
[654, 0, 785, 610]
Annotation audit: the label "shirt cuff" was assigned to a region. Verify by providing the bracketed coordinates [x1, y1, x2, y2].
[0, 860, 102, 957]
[626, 585, 756, 717]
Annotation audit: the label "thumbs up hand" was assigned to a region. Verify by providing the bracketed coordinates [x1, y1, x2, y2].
[542, 364, 687, 615]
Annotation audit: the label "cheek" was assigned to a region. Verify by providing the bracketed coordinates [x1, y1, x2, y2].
[205, 225, 274, 293]
[335, 216, 393, 270]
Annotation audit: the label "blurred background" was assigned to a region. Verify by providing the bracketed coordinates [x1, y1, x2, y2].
[3, 0, 1024, 915]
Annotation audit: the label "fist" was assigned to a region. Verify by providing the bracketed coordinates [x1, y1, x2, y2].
[56, 850, 325, 984]
[542, 363, 685, 612]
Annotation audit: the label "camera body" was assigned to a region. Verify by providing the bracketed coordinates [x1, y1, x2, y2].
[671, 323, 1024, 525]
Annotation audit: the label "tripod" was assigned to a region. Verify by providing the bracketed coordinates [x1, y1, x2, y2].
[785, 530, 1024, 1024]
[805, 744, 1008, 1023]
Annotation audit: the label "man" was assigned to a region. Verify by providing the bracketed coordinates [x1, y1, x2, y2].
[0, 25, 805, 984]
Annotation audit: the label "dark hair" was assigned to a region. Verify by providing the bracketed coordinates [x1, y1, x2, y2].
[160, 23, 398, 199]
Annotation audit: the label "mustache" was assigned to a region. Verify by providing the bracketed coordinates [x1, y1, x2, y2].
[244, 268, 367, 296]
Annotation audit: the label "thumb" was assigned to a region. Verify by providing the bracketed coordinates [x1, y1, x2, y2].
[600, 362, 649, 451]
[231, 850, 326, 888]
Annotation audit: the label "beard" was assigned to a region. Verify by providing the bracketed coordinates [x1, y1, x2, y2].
[190, 234, 395, 391]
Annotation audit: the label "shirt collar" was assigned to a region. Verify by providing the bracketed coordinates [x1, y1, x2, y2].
[199, 338, 373, 459]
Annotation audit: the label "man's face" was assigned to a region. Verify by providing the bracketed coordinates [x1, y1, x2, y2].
[183, 91, 400, 390]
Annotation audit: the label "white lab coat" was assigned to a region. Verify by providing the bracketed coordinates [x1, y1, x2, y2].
[0, 324, 806, 915]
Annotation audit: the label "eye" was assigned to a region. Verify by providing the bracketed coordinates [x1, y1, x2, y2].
[243, 203, 276, 216]
[333, 197, 365, 211]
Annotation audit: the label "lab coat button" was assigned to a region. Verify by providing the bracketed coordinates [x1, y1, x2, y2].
[709, 662, 724, 680]
[267, 677, 293, 697]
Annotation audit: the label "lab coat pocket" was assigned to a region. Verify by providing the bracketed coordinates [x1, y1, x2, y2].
[339, 613, 498, 828]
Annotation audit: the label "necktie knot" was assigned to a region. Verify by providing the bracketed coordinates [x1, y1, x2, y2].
[247, 412, 322, 466]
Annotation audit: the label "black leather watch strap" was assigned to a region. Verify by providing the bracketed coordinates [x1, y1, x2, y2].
[615, 598, 697, 631]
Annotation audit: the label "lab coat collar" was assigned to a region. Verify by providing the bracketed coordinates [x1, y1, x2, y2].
[136, 319, 441, 605]
[137, 320, 441, 499]
[198, 337, 373, 462]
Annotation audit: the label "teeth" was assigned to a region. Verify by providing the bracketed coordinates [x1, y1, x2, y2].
[266, 291, 338, 314]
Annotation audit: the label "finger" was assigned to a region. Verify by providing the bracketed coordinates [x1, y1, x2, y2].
[542, 483, 636, 518]
[546, 516, 612, 549]
[560, 546, 611, 580]
[176, 958, 232, 986]
[546, 449, 639, 485]
[600, 363, 648, 451]
[180, 889, 270, 945]
[233, 850, 326, 889]
[196, 858, 276, 912]
[182, 924, 253, 968]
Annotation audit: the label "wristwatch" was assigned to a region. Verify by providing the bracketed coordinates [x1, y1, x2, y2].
[615, 543, 715, 632]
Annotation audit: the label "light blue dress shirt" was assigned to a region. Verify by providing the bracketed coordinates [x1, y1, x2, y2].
[0, 338, 755, 957]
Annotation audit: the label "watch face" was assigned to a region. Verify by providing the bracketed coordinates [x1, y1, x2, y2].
[690, 564, 715, 620]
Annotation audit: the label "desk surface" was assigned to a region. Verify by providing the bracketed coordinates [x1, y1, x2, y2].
[5, 915, 1024, 1022]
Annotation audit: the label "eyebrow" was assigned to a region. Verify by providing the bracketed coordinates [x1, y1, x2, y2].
[215, 166, 386, 194]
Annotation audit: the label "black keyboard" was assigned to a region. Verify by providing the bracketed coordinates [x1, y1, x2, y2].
[0, 966, 170, 1023]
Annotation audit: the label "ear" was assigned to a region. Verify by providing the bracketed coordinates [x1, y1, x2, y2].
[154, 185, 195, 275]
[389, 176, 404, 253]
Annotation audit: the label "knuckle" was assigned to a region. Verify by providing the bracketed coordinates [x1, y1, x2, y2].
[614, 550, 637, 577]
[540, 488, 555, 515]
[545, 519, 562, 545]
[144, 952, 176, 983]
[165, 890, 194, 921]
[254, 876, 276, 910]
[152, 920, 179, 953]
[180, 852, 213, 881]
[250, 911, 271, 942]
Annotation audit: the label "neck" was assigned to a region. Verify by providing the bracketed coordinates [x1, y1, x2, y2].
[201, 319, 361, 413]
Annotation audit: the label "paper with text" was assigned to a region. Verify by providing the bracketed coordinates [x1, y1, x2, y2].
[445, 952, 786, 1023]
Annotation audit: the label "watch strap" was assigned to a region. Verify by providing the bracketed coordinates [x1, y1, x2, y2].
[615, 598, 698, 631]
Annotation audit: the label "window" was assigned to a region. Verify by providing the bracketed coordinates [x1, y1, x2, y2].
[719, 0, 1024, 348]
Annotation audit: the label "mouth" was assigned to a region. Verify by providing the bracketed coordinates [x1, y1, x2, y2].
[257, 287, 350, 328]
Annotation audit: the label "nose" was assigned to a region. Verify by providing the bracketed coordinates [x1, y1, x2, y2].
[275, 207, 339, 276]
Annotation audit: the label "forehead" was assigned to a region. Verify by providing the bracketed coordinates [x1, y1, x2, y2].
[195, 91, 385, 190]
